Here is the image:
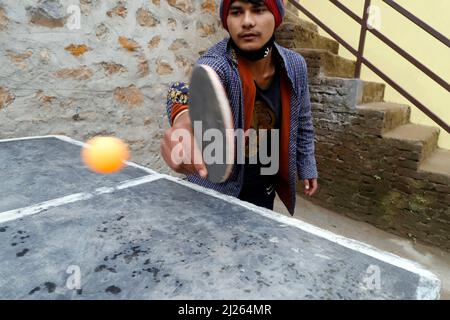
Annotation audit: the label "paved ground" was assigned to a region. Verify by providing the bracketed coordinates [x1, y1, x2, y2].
[274, 195, 450, 300]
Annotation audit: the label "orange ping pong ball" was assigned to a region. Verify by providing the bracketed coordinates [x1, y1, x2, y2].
[82, 136, 129, 174]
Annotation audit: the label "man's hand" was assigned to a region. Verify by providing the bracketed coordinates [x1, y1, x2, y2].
[160, 112, 208, 178]
[303, 178, 318, 196]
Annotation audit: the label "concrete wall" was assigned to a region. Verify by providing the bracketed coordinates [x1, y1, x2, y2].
[0, 0, 226, 172]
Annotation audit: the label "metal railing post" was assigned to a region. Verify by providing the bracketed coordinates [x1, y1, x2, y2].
[355, 0, 371, 78]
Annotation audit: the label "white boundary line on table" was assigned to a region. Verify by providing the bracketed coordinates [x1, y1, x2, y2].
[0, 174, 163, 225]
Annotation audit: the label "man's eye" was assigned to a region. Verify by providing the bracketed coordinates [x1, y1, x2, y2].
[230, 10, 241, 16]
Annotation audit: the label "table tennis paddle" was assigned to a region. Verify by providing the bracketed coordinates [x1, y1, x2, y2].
[188, 64, 234, 183]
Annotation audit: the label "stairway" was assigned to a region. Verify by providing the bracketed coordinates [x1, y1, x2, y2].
[275, 8, 450, 251]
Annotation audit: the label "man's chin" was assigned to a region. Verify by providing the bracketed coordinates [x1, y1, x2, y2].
[236, 42, 263, 52]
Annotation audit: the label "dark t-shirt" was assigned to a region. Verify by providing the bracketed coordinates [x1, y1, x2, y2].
[243, 69, 281, 187]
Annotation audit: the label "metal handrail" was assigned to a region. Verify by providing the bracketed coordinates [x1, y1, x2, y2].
[330, 0, 450, 92]
[287, 0, 450, 134]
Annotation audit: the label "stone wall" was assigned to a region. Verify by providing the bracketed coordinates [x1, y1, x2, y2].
[0, 0, 226, 172]
[302, 77, 450, 251]
[276, 10, 450, 251]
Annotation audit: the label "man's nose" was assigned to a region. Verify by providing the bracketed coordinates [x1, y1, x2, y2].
[242, 11, 256, 28]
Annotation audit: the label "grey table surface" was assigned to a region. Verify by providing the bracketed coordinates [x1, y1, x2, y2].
[0, 136, 441, 299]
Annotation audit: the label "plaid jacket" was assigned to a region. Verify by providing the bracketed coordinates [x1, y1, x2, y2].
[166, 38, 318, 214]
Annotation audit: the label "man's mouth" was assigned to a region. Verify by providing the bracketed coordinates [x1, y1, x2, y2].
[239, 32, 259, 39]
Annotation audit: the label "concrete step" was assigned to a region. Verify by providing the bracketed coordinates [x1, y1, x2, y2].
[284, 7, 318, 33]
[357, 102, 410, 133]
[383, 123, 440, 164]
[276, 22, 339, 54]
[308, 77, 385, 109]
[293, 48, 355, 78]
[419, 148, 450, 178]
[361, 81, 385, 104]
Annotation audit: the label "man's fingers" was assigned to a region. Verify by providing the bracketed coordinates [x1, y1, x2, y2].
[161, 124, 210, 180]
[311, 180, 318, 196]
[161, 128, 206, 178]
[161, 139, 182, 173]
[160, 138, 172, 167]
[194, 162, 208, 178]
[303, 179, 319, 196]
[304, 179, 310, 195]
[191, 134, 208, 178]
[193, 159, 208, 179]
[305, 179, 318, 196]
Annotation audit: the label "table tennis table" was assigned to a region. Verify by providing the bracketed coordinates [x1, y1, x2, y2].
[0, 136, 441, 299]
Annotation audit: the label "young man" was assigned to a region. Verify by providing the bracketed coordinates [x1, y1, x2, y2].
[160, 0, 318, 215]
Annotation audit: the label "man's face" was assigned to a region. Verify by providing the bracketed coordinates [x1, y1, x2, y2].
[226, 1, 275, 52]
